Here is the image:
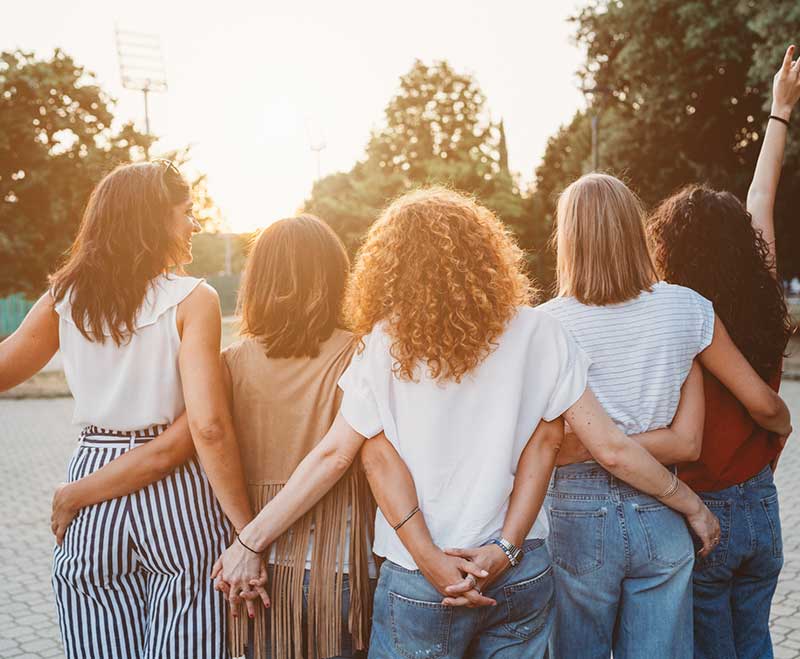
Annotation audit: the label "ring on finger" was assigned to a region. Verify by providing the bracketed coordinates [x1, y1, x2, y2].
[466, 574, 477, 589]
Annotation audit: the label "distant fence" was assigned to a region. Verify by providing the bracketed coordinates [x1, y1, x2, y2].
[0, 294, 34, 337]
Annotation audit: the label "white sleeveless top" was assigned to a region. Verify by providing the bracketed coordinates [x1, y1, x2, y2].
[54, 274, 204, 431]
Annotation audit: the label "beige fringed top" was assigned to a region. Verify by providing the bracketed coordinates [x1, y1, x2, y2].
[222, 330, 375, 659]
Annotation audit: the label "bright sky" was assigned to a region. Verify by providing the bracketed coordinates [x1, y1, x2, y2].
[4, 0, 586, 232]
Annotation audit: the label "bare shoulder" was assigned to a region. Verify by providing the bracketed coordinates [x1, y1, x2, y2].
[179, 282, 220, 316]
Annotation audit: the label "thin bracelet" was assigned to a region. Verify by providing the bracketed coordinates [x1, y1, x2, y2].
[393, 505, 420, 531]
[769, 114, 791, 128]
[658, 472, 680, 499]
[235, 532, 261, 555]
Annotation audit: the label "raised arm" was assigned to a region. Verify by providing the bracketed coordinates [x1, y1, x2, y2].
[565, 388, 719, 555]
[51, 413, 195, 543]
[0, 293, 59, 391]
[699, 315, 790, 436]
[558, 360, 704, 466]
[747, 44, 800, 273]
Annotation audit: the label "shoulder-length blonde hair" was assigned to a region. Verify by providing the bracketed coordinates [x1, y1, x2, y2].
[238, 214, 349, 358]
[555, 173, 657, 305]
[345, 187, 533, 383]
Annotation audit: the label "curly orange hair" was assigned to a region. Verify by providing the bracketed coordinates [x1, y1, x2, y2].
[344, 187, 534, 383]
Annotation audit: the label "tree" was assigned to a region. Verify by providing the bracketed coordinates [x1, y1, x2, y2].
[305, 60, 527, 254]
[0, 50, 227, 297]
[0, 49, 153, 296]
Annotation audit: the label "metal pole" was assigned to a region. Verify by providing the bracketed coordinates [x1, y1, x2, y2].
[224, 234, 232, 276]
[143, 87, 151, 158]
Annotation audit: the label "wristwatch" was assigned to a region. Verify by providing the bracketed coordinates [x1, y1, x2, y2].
[490, 537, 524, 567]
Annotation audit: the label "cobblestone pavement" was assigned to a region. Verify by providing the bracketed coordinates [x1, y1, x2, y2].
[2, 391, 800, 658]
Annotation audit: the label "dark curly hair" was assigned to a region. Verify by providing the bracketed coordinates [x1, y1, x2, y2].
[648, 185, 793, 381]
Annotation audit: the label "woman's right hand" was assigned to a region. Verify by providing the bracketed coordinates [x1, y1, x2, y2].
[417, 548, 496, 607]
[772, 44, 800, 118]
[684, 500, 721, 558]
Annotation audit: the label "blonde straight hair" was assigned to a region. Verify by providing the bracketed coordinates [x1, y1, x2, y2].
[555, 173, 657, 305]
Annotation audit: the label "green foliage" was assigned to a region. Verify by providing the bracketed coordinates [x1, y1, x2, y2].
[529, 0, 800, 281]
[0, 49, 153, 297]
[184, 232, 250, 278]
[305, 60, 527, 256]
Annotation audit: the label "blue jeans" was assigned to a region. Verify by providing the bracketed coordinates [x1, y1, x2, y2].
[248, 568, 374, 659]
[692, 466, 783, 659]
[368, 540, 554, 659]
[546, 463, 695, 659]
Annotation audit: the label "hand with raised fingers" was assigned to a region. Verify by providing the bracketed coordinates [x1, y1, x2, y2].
[772, 44, 800, 120]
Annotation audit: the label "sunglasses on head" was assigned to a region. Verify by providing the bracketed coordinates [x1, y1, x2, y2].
[152, 158, 181, 178]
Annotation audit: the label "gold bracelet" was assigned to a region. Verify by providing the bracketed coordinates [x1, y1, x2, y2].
[393, 505, 420, 532]
[658, 472, 680, 499]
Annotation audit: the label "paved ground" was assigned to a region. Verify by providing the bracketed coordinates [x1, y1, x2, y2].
[2, 392, 800, 658]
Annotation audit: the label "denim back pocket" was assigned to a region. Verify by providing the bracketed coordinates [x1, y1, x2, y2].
[502, 565, 554, 641]
[549, 508, 606, 576]
[693, 499, 732, 571]
[761, 493, 783, 559]
[635, 503, 695, 568]
[388, 592, 452, 659]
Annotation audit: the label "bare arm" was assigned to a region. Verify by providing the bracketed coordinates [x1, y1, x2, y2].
[51, 414, 195, 543]
[747, 44, 800, 273]
[0, 293, 59, 391]
[558, 360, 705, 466]
[360, 420, 564, 605]
[177, 284, 252, 531]
[565, 388, 719, 554]
[699, 315, 790, 436]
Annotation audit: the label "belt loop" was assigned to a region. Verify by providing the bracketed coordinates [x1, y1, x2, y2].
[129, 431, 136, 451]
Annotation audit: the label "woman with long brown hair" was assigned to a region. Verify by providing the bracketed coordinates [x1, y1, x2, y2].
[220, 215, 376, 659]
[648, 46, 800, 659]
[214, 187, 719, 658]
[0, 161, 257, 658]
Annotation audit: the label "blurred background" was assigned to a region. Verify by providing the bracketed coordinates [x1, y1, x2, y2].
[2, 0, 800, 390]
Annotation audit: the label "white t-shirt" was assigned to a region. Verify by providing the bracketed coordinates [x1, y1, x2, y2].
[54, 274, 203, 431]
[337, 306, 591, 570]
[539, 282, 715, 436]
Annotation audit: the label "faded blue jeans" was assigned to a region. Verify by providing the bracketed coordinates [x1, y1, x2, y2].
[368, 539, 554, 659]
[546, 463, 695, 659]
[692, 465, 783, 659]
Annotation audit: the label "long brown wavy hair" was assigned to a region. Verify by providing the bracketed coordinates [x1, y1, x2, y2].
[345, 187, 534, 383]
[49, 162, 190, 345]
[649, 185, 793, 381]
[238, 214, 350, 358]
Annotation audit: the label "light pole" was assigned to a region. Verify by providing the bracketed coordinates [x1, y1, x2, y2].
[115, 27, 168, 158]
[581, 86, 611, 172]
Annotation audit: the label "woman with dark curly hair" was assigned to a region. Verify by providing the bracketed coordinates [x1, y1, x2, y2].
[648, 45, 800, 659]
[215, 187, 720, 658]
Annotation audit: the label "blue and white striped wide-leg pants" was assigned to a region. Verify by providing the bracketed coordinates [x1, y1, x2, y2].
[52, 426, 231, 659]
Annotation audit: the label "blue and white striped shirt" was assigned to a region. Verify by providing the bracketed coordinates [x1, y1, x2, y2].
[539, 282, 714, 435]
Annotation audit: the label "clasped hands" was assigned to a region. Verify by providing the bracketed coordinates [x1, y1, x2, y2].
[211, 535, 512, 613]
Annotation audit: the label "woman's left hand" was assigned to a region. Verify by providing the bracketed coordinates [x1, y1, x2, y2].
[51, 483, 80, 545]
[211, 540, 269, 617]
[441, 543, 511, 606]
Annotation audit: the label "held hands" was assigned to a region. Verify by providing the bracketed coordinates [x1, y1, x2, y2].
[441, 543, 511, 606]
[417, 548, 497, 608]
[211, 539, 270, 618]
[51, 483, 80, 546]
[772, 45, 800, 119]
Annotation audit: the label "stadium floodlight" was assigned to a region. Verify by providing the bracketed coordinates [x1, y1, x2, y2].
[115, 27, 168, 156]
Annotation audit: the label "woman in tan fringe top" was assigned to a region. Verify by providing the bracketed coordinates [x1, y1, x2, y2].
[221, 214, 376, 659]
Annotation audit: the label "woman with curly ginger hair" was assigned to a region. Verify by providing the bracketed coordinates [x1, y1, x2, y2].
[217, 187, 719, 659]
[648, 46, 800, 659]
